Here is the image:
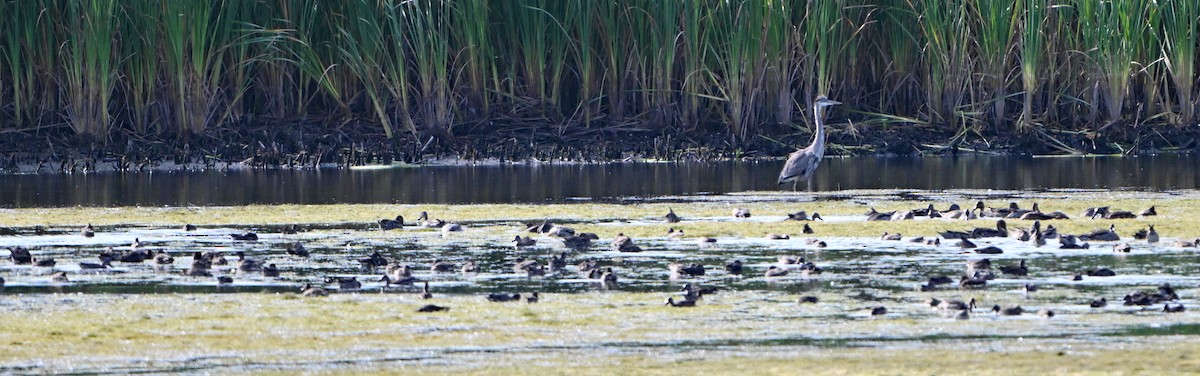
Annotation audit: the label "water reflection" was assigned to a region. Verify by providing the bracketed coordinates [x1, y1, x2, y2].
[0, 155, 1196, 207]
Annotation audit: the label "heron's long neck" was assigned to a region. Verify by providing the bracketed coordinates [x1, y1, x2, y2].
[810, 103, 827, 157]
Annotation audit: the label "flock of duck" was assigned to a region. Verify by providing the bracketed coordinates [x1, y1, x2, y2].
[0, 201, 1193, 318]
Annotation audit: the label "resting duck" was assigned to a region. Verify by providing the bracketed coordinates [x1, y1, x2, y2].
[301, 283, 328, 297]
[664, 207, 681, 223]
[732, 208, 751, 218]
[80, 224, 95, 237]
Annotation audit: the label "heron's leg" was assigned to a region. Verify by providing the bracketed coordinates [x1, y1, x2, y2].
[807, 179, 814, 192]
[791, 179, 798, 192]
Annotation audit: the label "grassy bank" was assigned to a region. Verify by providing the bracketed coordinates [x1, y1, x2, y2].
[1, 1, 1199, 159]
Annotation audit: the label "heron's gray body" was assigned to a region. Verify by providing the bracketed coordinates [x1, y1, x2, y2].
[778, 96, 840, 189]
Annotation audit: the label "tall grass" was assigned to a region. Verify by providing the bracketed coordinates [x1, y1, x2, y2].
[0, 1, 1195, 150]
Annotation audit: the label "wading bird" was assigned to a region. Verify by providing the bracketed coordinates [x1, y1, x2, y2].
[778, 96, 841, 191]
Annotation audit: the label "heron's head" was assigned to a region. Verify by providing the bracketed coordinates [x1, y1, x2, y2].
[815, 96, 842, 108]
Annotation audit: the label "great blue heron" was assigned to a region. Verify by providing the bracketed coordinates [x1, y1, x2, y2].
[777, 96, 841, 190]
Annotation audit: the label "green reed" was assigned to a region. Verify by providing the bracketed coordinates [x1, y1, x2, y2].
[973, 0, 1019, 131]
[1159, 0, 1196, 125]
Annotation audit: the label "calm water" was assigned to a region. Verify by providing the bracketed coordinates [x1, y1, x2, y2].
[0, 155, 1197, 207]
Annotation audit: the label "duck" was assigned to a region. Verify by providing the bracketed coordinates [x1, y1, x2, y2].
[183, 224, 197, 231]
[546, 225, 576, 238]
[1113, 243, 1132, 253]
[216, 276, 234, 285]
[230, 232, 259, 241]
[203, 251, 228, 266]
[600, 268, 619, 289]
[461, 260, 479, 274]
[526, 291, 540, 303]
[285, 242, 309, 257]
[34, 257, 57, 267]
[725, 259, 744, 275]
[732, 208, 751, 218]
[441, 223, 463, 233]
[1146, 225, 1159, 244]
[380, 263, 416, 286]
[487, 293, 521, 302]
[865, 208, 894, 221]
[79, 258, 113, 270]
[664, 207, 681, 223]
[959, 275, 988, 288]
[798, 296, 820, 304]
[8, 247, 32, 265]
[965, 258, 992, 272]
[1089, 297, 1107, 308]
[185, 252, 213, 277]
[512, 235, 537, 247]
[421, 217, 446, 229]
[974, 220, 1009, 238]
[153, 250, 174, 265]
[681, 283, 718, 300]
[612, 233, 643, 252]
[890, 210, 915, 221]
[578, 259, 600, 278]
[992, 305, 1024, 316]
[1038, 308, 1055, 318]
[981, 202, 1021, 218]
[1083, 206, 1110, 219]
[974, 246, 1003, 254]
[881, 232, 902, 241]
[665, 297, 696, 307]
[358, 251, 389, 269]
[378, 215, 405, 230]
[955, 310, 971, 320]
[430, 259, 457, 273]
[49, 271, 69, 283]
[1139, 206, 1158, 217]
[928, 297, 976, 311]
[330, 276, 361, 290]
[561, 235, 593, 249]
[802, 224, 814, 234]
[870, 307, 888, 316]
[955, 236, 977, 249]
[80, 223, 95, 237]
[300, 283, 328, 297]
[805, 238, 827, 247]
[764, 266, 789, 277]
[1163, 304, 1186, 313]
[1059, 235, 1090, 249]
[513, 258, 545, 277]
[1086, 268, 1117, 277]
[420, 281, 433, 299]
[912, 204, 937, 217]
[233, 252, 263, 273]
[1103, 210, 1137, 219]
[282, 224, 302, 234]
[262, 264, 280, 278]
[417, 304, 449, 312]
[998, 260, 1028, 276]
[668, 263, 706, 278]
[766, 233, 791, 240]
[787, 211, 823, 221]
[666, 228, 685, 239]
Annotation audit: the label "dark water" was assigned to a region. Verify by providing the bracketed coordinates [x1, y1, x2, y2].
[0, 155, 1197, 207]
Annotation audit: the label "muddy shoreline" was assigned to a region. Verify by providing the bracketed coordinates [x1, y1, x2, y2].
[2, 119, 1198, 173]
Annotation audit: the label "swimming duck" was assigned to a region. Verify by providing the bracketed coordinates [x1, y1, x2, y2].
[965, 258, 992, 273]
[548, 252, 569, 270]
[992, 305, 1024, 316]
[421, 218, 446, 229]
[1037, 308, 1055, 318]
[1058, 235, 1090, 249]
[927, 276, 955, 286]
[959, 275, 988, 288]
[578, 259, 600, 278]
[358, 251, 389, 269]
[1163, 304, 1186, 313]
[870, 307, 888, 316]
[8, 247, 32, 265]
[183, 224, 197, 231]
[1083, 206, 1110, 219]
[153, 250, 174, 265]
[881, 232, 902, 241]
[974, 246, 1003, 254]
[378, 215, 405, 230]
[805, 238, 827, 247]
[235, 252, 263, 273]
[526, 291, 540, 303]
[561, 235, 593, 249]
[928, 297, 976, 311]
[787, 211, 823, 221]
[1139, 206, 1158, 217]
[732, 208, 751, 218]
[1023, 284, 1039, 293]
[913, 204, 937, 217]
[461, 260, 479, 274]
[329, 276, 361, 290]
[513, 258, 545, 277]
[612, 233, 643, 252]
[430, 259, 457, 273]
[282, 224, 302, 234]
[1146, 225, 1159, 244]
[417, 304, 449, 312]
[546, 225, 576, 238]
[1086, 268, 1116, 277]
[513, 235, 537, 247]
[33, 257, 56, 267]
[697, 237, 718, 244]
[1090, 297, 1107, 308]
[185, 252, 213, 277]
[802, 224, 814, 234]
[955, 310, 970, 320]
[80, 223, 95, 237]
[230, 232, 258, 241]
[667, 228, 685, 240]
[664, 207, 681, 223]
[798, 296, 819, 304]
[665, 297, 696, 307]
[420, 281, 433, 299]
[216, 276, 234, 285]
[766, 233, 791, 240]
[262, 263, 280, 278]
[865, 208, 894, 221]
[1112, 243, 1132, 253]
[285, 242, 309, 257]
[778, 255, 805, 265]
[764, 266, 789, 277]
[600, 268, 619, 289]
[441, 223, 463, 233]
[998, 260, 1027, 276]
[981, 202, 1020, 218]
[890, 210, 915, 221]
[1173, 238, 1199, 247]
[49, 271, 69, 283]
[79, 258, 112, 270]
[487, 293, 521, 302]
[725, 259, 744, 275]
[203, 251, 229, 266]
[668, 263, 706, 278]
[955, 236, 977, 249]
[380, 263, 416, 286]
[301, 283, 328, 297]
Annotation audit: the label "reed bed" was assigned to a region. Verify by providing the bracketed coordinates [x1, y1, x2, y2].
[0, 0, 1197, 153]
